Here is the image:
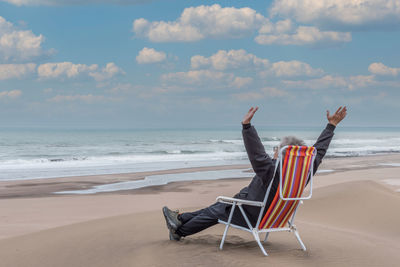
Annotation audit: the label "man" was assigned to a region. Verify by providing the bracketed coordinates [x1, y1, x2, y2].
[163, 106, 347, 241]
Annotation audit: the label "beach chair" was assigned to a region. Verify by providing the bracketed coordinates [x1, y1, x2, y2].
[216, 145, 317, 256]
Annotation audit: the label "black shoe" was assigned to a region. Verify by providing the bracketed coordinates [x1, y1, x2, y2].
[162, 206, 182, 232]
[169, 230, 181, 241]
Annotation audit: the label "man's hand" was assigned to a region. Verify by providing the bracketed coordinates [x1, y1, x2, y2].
[327, 106, 347, 126]
[242, 106, 258, 125]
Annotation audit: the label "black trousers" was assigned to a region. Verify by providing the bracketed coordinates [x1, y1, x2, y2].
[175, 206, 219, 237]
[175, 202, 250, 237]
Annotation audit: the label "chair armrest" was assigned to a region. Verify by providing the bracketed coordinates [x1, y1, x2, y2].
[216, 196, 264, 207]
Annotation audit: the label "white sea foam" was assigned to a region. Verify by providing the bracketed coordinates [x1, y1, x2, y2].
[0, 152, 246, 169]
[378, 163, 400, 167]
[55, 169, 255, 194]
[55, 168, 335, 194]
[382, 178, 400, 186]
[316, 169, 334, 173]
[209, 139, 243, 144]
[0, 159, 248, 181]
[382, 178, 400, 192]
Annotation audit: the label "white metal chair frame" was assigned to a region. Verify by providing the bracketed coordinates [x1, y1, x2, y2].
[216, 146, 317, 256]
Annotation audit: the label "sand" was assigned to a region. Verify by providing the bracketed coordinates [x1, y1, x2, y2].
[0, 154, 399, 266]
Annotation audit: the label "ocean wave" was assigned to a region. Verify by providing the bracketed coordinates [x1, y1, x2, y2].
[331, 138, 400, 145]
[1, 128, 400, 181]
[149, 149, 209, 154]
[208, 139, 242, 144]
[2, 146, 400, 170]
[45, 144, 77, 148]
[327, 148, 400, 157]
[208, 137, 279, 144]
[261, 137, 280, 141]
[0, 156, 89, 165]
[0, 151, 247, 169]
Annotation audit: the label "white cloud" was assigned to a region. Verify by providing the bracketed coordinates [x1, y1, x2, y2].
[190, 49, 322, 78]
[270, 0, 400, 29]
[283, 75, 348, 89]
[347, 75, 376, 90]
[109, 83, 133, 93]
[268, 60, 324, 77]
[256, 24, 351, 46]
[47, 94, 106, 103]
[231, 77, 253, 88]
[368, 62, 400, 76]
[37, 62, 123, 81]
[191, 49, 269, 70]
[37, 62, 98, 79]
[231, 87, 288, 101]
[278, 62, 398, 91]
[89, 62, 125, 81]
[2, 0, 150, 6]
[133, 18, 203, 42]
[0, 63, 36, 80]
[258, 18, 294, 34]
[161, 69, 252, 89]
[0, 89, 22, 99]
[283, 74, 376, 90]
[162, 70, 232, 85]
[190, 55, 210, 69]
[0, 16, 50, 62]
[136, 47, 166, 64]
[108, 83, 144, 94]
[133, 4, 266, 42]
[106, 83, 162, 98]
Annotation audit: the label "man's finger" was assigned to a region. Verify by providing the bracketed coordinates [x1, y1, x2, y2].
[339, 106, 347, 116]
[334, 106, 342, 115]
[340, 107, 348, 119]
[326, 110, 330, 118]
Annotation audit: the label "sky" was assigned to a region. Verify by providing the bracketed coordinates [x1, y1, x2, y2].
[0, 0, 399, 129]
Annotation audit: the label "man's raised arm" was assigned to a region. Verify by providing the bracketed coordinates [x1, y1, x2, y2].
[312, 106, 348, 174]
[241, 107, 274, 179]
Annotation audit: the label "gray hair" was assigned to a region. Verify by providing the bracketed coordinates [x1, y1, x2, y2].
[279, 136, 305, 150]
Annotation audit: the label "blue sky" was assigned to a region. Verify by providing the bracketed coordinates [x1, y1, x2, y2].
[0, 0, 399, 128]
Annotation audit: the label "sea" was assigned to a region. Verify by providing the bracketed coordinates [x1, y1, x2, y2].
[1, 126, 400, 182]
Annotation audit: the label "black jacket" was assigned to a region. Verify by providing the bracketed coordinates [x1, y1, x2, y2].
[210, 123, 336, 226]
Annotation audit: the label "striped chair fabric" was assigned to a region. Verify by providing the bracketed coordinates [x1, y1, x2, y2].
[259, 146, 316, 230]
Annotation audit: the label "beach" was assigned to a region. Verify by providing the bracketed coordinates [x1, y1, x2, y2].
[2, 0, 400, 266]
[0, 154, 399, 266]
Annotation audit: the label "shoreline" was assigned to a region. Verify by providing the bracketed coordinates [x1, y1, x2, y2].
[2, 151, 400, 182]
[1, 153, 400, 199]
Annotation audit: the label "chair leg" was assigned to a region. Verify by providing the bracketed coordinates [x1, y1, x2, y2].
[252, 230, 268, 256]
[219, 224, 230, 250]
[293, 229, 306, 251]
[263, 232, 269, 243]
[219, 203, 236, 250]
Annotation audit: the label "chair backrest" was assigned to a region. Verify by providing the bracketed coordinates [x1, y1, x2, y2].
[258, 146, 316, 230]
